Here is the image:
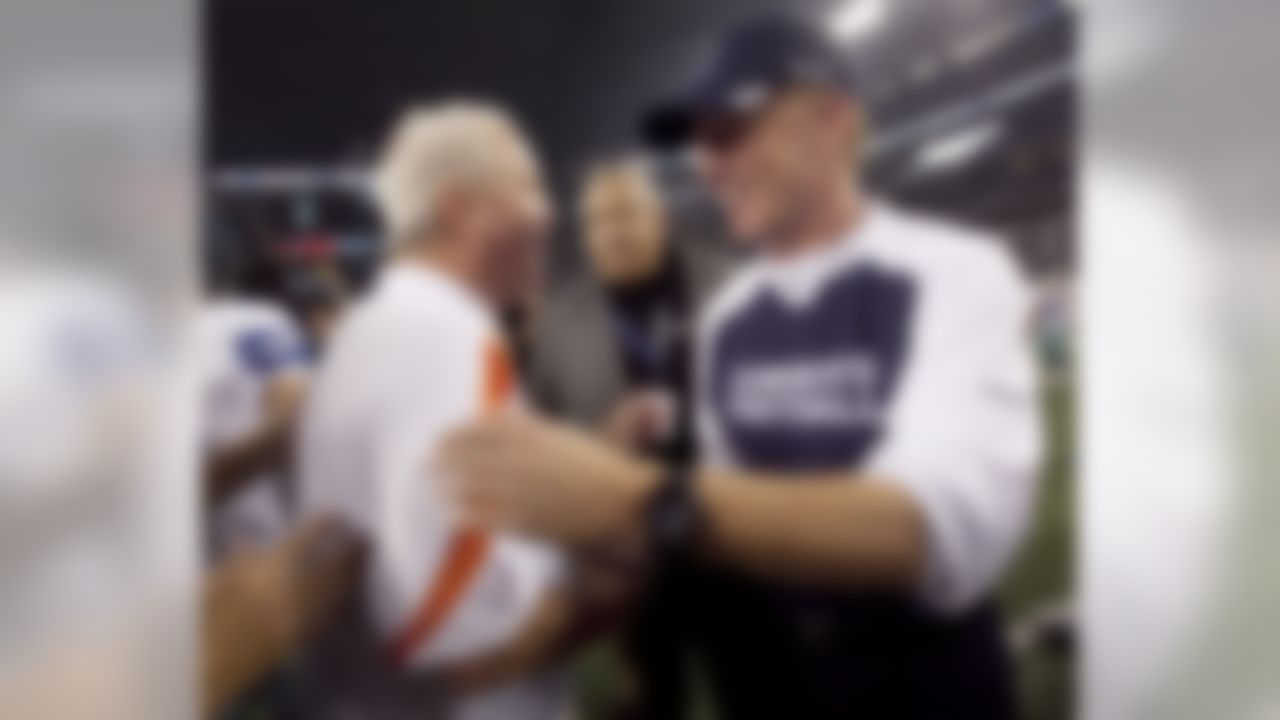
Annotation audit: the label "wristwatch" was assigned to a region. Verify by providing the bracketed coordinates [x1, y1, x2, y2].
[645, 462, 705, 560]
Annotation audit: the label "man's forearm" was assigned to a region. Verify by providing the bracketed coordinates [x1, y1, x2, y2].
[440, 415, 930, 592]
[205, 375, 306, 507]
[674, 469, 928, 590]
[202, 516, 364, 717]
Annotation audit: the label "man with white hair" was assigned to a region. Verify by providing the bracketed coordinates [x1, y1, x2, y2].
[297, 101, 569, 720]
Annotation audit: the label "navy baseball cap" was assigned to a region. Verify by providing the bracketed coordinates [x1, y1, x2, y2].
[642, 14, 859, 148]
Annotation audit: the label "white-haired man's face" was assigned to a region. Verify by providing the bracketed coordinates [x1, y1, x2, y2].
[437, 127, 553, 309]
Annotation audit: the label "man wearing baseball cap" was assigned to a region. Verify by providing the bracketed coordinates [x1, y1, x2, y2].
[441, 14, 1042, 719]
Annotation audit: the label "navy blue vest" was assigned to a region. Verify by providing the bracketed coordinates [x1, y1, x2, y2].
[691, 264, 1016, 720]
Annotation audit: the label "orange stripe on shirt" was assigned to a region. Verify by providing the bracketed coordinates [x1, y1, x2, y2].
[481, 338, 516, 413]
[389, 338, 513, 667]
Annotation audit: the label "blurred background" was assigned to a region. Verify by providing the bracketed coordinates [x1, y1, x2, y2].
[6, 0, 1280, 715]
[207, 0, 1076, 716]
[207, 0, 1074, 283]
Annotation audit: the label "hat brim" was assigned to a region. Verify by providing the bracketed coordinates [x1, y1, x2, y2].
[641, 99, 699, 149]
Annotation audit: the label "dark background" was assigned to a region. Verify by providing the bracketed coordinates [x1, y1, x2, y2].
[206, 0, 1074, 282]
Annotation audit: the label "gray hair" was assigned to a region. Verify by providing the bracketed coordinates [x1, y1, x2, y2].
[372, 100, 527, 252]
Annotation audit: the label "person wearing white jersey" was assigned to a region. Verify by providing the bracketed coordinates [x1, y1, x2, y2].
[0, 260, 190, 720]
[297, 101, 568, 720]
[198, 291, 309, 557]
[439, 16, 1042, 720]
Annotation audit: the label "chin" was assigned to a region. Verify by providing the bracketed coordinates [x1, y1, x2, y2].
[720, 193, 769, 240]
[728, 212, 770, 246]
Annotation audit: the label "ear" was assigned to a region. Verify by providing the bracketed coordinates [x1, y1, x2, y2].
[828, 94, 867, 163]
[435, 184, 480, 237]
[432, 184, 460, 236]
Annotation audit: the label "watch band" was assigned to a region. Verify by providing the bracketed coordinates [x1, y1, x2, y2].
[646, 462, 704, 559]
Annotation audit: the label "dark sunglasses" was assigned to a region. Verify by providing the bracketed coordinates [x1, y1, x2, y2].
[694, 111, 764, 153]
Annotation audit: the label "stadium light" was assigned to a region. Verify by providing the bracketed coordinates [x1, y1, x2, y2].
[830, 0, 888, 44]
[912, 120, 1003, 175]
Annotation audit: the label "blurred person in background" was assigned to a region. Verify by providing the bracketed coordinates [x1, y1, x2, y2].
[441, 15, 1041, 720]
[0, 261, 170, 720]
[529, 157, 734, 719]
[0, 54, 362, 717]
[0, 64, 198, 720]
[531, 157, 734, 458]
[288, 260, 350, 356]
[297, 101, 569, 720]
[199, 243, 308, 552]
[199, 236, 367, 718]
[202, 515, 365, 718]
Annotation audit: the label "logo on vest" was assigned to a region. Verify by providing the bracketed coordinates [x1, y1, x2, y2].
[726, 353, 882, 429]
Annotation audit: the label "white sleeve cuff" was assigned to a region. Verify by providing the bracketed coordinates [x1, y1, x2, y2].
[871, 437, 1037, 616]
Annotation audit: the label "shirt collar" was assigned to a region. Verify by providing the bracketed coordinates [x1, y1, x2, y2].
[379, 260, 493, 324]
[756, 200, 886, 308]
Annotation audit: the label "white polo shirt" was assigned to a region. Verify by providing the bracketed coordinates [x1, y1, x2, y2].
[299, 261, 562, 669]
[697, 202, 1043, 614]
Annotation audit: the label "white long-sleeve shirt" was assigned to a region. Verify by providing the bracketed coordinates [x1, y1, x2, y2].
[696, 202, 1043, 613]
[299, 262, 561, 668]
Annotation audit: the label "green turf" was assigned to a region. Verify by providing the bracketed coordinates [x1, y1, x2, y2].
[1000, 376, 1075, 720]
[1001, 377, 1074, 615]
